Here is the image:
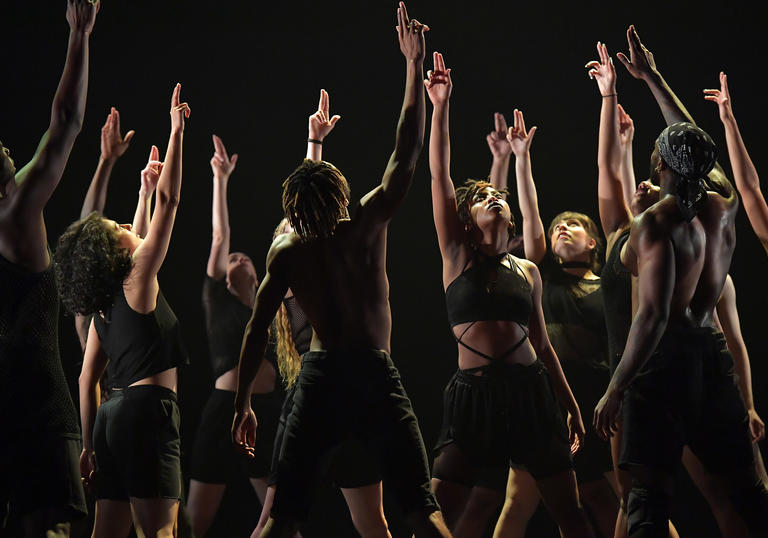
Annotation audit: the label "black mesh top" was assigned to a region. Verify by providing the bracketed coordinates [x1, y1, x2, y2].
[202, 276, 259, 378]
[94, 285, 188, 390]
[283, 295, 312, 355]
[0, 251, 80, 439]
[540, 255, 609, 371]
[600, 230, 632, 372]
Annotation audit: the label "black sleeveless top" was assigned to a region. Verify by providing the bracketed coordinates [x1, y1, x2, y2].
[600, 229, 632, 372]
[94, 285, 188, 390]
[0, 250, 80, 439]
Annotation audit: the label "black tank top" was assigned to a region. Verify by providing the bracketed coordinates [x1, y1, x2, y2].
[0, 250, 80, 439]
[600, 229, 632, 372]
[94, 285, 188, 390]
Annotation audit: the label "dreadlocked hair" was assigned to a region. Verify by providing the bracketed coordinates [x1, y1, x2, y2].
[54, 212, 133, 316]
[547, 211, 604, 273]
[282, 159, 350, 241]
[454, 178, 514, 234]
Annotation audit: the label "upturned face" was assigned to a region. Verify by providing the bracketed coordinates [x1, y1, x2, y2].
[104, 218, 142, 253]
[630, 179, 661, 216]
[0, 141, 16, 190]
[468, 186, 513, 232]
[550, 217, 596, 262]
[226, 252, 258, 293]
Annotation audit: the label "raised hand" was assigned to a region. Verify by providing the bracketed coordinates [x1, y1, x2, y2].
[424, 51, 451, 106]
[486, 113, 513, 160]
[506, 109, 537, 157]
[308, 89, 341, 142]
[585, 41, 616, 97]
[170, 83, 191, 132]
[100, 107, 135, 161]
[140, 145, 163, 195]
[616, 25, 657, 82]
[66, 0, 99, 35]
[703, 72, 735, 123]
[232, 407, 258, 458]
[210, 135, 238, 179]
[618, 103, 635, 147]
[396, 1, 428, 62]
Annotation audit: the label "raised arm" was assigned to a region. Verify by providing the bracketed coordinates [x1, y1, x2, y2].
[306, 89, 340, 161]
[80, 107, 135, 219]
[128, 84, 190, 312]
[716, 274, 765, 442]
[487, 112, 513, 192]
[132, 145, 161, 240]
[78, 319, 108, 489]
[358, 2, 427, 225]
[14, 0, 98, 213]
[618, 104, 637, 205]
[207, 135, 238, 279]
[233, 240, 290, 456]
[507, 109, 545, 263]
[587, 42, 632, 246]
[704, 73, 768, 252]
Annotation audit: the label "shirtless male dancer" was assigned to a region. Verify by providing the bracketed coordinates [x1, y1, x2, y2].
[232, 3, 450, 537]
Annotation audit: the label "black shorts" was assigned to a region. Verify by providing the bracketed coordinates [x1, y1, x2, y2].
[190, 388, 282, 483]
[434, 360, 573, 490]
[621, 327, 754, 473]
[93, 385, 182, 500]
[0, 436, 87, 523]
[561, 361, 614, 483]
[271, 350, 438, 522]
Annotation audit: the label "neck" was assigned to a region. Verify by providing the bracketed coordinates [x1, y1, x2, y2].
[559, 256, 595, 278]
[473, 226, 509, 256]
[229, 284, 256, 308]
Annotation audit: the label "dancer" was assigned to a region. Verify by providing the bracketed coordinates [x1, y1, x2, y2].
[0, 2, 98, 536]
[425, 51, 594, 538]
[186, 135, 283, 537]
[233, 4, 450, 537]
[593, 28, 768, 536]
[55, 84, 190, 538]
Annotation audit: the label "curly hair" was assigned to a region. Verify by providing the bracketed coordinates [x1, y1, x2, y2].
[54, 212, 133, 316]
[454, 178, 514, 234]
[282, 159, 350, 241]
[547, 211, 603, 273]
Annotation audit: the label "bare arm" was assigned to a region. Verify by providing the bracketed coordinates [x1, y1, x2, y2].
[207, 135, 238, 279]
[131, 145, 162, 239]
[705, 73, 768, 252]
[306, 89, 340, 161]
[78, 320, 108, 486]
[716, 274, 765, 442]
[618, 105, 637, 206]
[507, 110, 545, 263]
[486, 112, 512, 193]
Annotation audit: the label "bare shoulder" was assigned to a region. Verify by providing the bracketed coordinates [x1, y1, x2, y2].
[267, 231, 298, 269]
[512, 255, 541, 286]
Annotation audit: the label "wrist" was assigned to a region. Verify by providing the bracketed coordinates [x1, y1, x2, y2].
[307, 138, 323, 145]
[601, 92, 618, 98]
[99, 155, 117, 166]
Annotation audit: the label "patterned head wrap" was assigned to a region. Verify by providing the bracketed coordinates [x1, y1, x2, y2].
[655, 122, 717, 221]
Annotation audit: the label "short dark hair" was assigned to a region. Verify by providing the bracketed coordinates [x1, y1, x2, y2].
[548, 211, 603, 272]
[454, 178, 514, 234]
[54, 212, 133, 316]
[282, 159, 350, 241]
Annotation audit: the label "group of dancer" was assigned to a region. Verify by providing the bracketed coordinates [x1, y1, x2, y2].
[3, 1, 768, 537]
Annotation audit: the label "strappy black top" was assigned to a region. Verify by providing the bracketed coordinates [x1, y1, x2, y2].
[445, 252, 532, 364]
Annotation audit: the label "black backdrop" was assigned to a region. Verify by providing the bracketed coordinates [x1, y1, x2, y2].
[4, 1, 768, 536]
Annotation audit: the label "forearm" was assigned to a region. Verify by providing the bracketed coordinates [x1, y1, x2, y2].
[489, 155, 510, 192]
[392, 59, 426, 172]
[80, 156, 115, 218]
[620, 142, 636, 206]
[645, 70, 695, 126]
[235, 321, 267, 410]
[211, 176, 230, 244]
[730, 344, 755, 410]
[132, 189, 152, 238]
[306, 139, 322, 161]
[429, 103, 451, 183]
[514, 153, 545, 262]
[538, 345, 579, 413]
[78, 380, 100, 452]
[51, 30, 90, 134]
[156, 129, 184, 208]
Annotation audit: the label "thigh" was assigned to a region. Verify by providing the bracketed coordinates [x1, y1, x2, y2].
[340, 482, 388, 534]
[93, 499, 132, 538]
[130, 498, 179, 538]
[189, 390, 240, 484]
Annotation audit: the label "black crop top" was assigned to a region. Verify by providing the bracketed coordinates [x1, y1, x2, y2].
[94, 285, 188, 390]
[600, 230, 633, 372]
[445, 252, 532, 328]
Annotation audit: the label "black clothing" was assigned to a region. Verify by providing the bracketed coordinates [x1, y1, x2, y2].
[620, 327, 754, 473]
[283, 295, 312, 355]
[93, 286, 188, 390]
[202, 276, 261, 377]
[0, 251, 80, 439]
[433, 360, 573, 489]
[601, 230, 632, 372]
[271, 350, 437, 521]
[93, 385, 182, 500]
[190, 389, 282, 483]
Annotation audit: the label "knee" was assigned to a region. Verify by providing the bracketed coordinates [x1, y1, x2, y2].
[350, 512, 389, 538]
[626, 484, 670, 536]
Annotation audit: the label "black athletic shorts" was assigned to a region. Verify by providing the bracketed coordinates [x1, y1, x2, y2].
[0, 435, 87, 523]
[271, 350, 438, 522]
[190, 388, 282, 483]
[621, 327, 754, 473]
[93, 385, 182, 500]
[561, 360, 614, 483]
[434, 360, 573, 490]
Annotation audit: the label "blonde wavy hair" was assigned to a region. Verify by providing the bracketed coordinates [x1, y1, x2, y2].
[273, 218, 302, 388]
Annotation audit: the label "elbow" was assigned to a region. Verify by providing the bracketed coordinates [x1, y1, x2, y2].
[52, 102, 85, 135]
[157, 190, 180, 209]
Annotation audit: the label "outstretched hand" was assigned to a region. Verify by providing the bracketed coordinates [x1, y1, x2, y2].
[210, 135, 238, 179]
[308, 89, 341, 142]
[486, 113, 513, 160]
[232, 407, 258, 458]
[585, 41, 616, 97]
[140, 145, 163, 195]
[396, 2, 428, 62]
[66, 0, 99, 35]
[703, 72, 735, 123]
[424, 52, 451, 106]
[618, 104, 635, 146]
[100, 108, 135, 161]
[593, 388, 623, 441]
[616, 25, 657, 82]
[506, 109, 537, 157]
[170, 83, 191, 132]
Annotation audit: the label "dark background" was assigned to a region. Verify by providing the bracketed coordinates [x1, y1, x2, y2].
[3, 1, 767, 536]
